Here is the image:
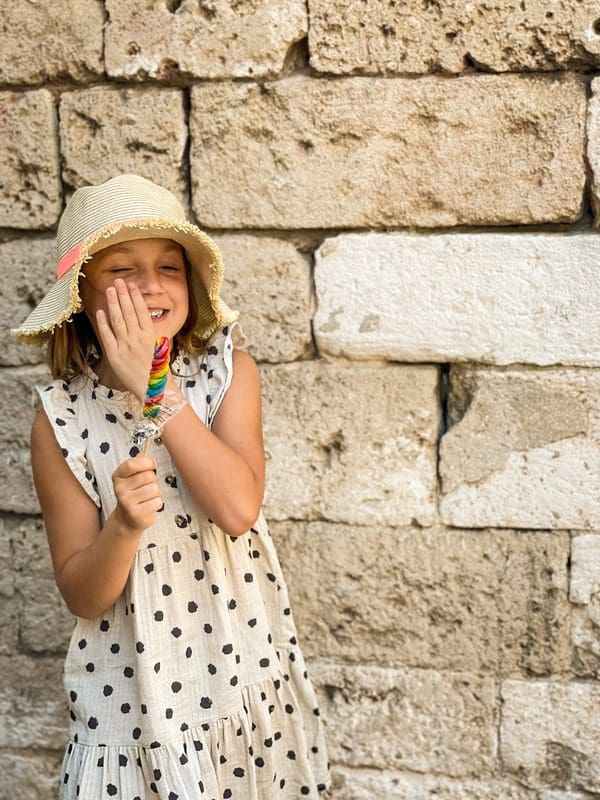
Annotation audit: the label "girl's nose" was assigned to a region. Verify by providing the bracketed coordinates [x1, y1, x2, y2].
[134, 267, 164, 294]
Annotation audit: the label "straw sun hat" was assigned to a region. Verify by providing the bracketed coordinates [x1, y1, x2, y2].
[11, 174, 239, 345]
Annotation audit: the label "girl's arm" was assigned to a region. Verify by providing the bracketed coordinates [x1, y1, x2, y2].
[160, 347, 266, 537]
[31, 409, 161, 620]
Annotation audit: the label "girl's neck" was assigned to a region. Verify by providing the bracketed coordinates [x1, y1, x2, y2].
[93, 358, 129, 393]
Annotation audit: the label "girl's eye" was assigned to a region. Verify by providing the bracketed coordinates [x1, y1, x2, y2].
[108, 267, 132, 273]
[161, 265, 181, 271]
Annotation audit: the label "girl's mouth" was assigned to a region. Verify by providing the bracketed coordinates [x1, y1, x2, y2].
[149, 309, 167, 320]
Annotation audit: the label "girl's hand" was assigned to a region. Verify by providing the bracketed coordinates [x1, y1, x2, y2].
[96, 279, 157, 403]
[112, 456, 162, 533]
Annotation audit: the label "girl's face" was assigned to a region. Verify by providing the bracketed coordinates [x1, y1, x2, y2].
[79, 237, 190, 345]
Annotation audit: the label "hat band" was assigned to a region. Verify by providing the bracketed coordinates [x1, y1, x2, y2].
[57, 243, 83, 280]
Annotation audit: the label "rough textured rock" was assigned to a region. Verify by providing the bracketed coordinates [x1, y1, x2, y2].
[104, 0, 307, 80]
[11, 515, 74, 654]
[570, 534, 600, 677]
[330, 767, 537, 799]
[1, 238, 57, 367]
[310, 660, 496, 776]
[213, 234, 313, 362]
[501, 680, 600, 791]
[439, 367, 600, 528]
[260, 361, 439, 525]
[190, 73, 586, 229]
[59, 87, 187, 206]
[0, 365, 51, 514]
[0, 519, 17, 656]
[585, 76, 600, 224]
[273, 522, 570, 676]
[0, 750, 63, 800]
[313, 232, 600, 367]
[0, 656, 67, 748]
[0, 91, 61, 229]
[0, 1, 104, 85]
[308, 0, 600, 75]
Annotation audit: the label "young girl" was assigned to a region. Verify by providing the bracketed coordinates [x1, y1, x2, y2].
[12, 174, 332, 800]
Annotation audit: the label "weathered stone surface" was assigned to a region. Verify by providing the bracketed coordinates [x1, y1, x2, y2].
[0, 750, 63, 800]
[274, 522, 570, 676]
[0, 656, 67, 748]
[1, 238, 57, 367]
[213, 234, 313, 362]
[313, 233, 600, 367]
[586, 76, 600, 224]
[0, 1, 103, 85]
[11, 516, 74, 654]
[0, 365, 51, 514]
[0, 519, 17, 655]
[501, 679, 600, 791]
[60, 88, 187, 205]
[310, 660, 496, 776]
[0, 91, 61, 229]
[105, 0, 307, 80]
[260, 361, 439, 525]
[570, 534, 600, 677]
[331, 766, 537, 799]
[439, 367, 600, 529]
[190, 73, 585, 229]
[308, 0, 600, 75]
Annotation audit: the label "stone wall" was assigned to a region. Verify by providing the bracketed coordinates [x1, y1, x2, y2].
[1, 2, 600, 798]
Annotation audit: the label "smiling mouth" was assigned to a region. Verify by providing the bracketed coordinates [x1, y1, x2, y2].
[149, 310, 167, 320]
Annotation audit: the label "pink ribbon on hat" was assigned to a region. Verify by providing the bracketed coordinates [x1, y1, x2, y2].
[57, 243, 83, 280]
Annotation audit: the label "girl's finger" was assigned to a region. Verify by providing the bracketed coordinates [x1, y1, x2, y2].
[114, 279, 140, 333]
[96, 308, 117, 354]
[105, 285, 128, 337]
[127, 282, 154, 332]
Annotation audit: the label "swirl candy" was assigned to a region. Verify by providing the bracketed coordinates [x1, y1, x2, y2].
[143, 337, 170, 418]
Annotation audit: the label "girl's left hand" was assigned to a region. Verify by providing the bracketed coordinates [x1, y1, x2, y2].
[96, 279, 157, 403]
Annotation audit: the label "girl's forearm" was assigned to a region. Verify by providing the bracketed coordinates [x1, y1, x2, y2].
[159, 403, 261, 537]
[57, 512, 143, 620]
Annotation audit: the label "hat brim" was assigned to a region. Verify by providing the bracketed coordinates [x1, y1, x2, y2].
[11, 218, 239, 345]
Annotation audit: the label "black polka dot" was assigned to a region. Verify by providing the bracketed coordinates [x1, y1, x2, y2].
[103, 685, 113, 697]
[99, 442, 110, 454]
[162, 584, 172, 596]
[105, 413, 117, 424]
[124, 667, 134, 678]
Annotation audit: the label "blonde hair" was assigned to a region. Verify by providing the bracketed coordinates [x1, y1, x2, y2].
[47, 254, 207, 381]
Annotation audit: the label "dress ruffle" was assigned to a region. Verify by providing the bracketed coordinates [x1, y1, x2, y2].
[59, 644, 331, 799]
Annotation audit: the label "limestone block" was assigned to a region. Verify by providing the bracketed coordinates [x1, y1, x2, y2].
[60, 87, 187, 206]
[0, 365, 51, 514]
[190, 73, 585, 228]
[310, 660, 496, 776]
[0, 656, 68, 748]
[0, 519, 17, 655]
[0, 750, 63, 800]
[570, 534, 600, 677]
[0, 91, 61, 229]
[331, 766, 537, 799]
[213, 234, 313, 362]
[104, 0, 307, 80]
[273, 523, 570, 676]
[313, 233, 600, 367]
[501, 680, 600, 791]
[309, 0, 600, 75]
[1, 238, 57, 367]
[439, 367, 600, 528]
[260, 361, 439, 525]
[586, 76, 600, 224]
[11, 515, 74, 654]
[0, 1, 103, 85]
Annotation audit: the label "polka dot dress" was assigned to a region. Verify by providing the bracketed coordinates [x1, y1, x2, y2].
[36, 322, 332, 800]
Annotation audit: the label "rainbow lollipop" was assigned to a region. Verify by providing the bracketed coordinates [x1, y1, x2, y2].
[143, 337, 170, 418]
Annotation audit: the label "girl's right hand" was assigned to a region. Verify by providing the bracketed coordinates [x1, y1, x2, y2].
[112, 456, 162, 533]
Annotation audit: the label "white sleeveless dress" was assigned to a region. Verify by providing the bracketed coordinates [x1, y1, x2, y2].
[37, 321, 332, 800]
